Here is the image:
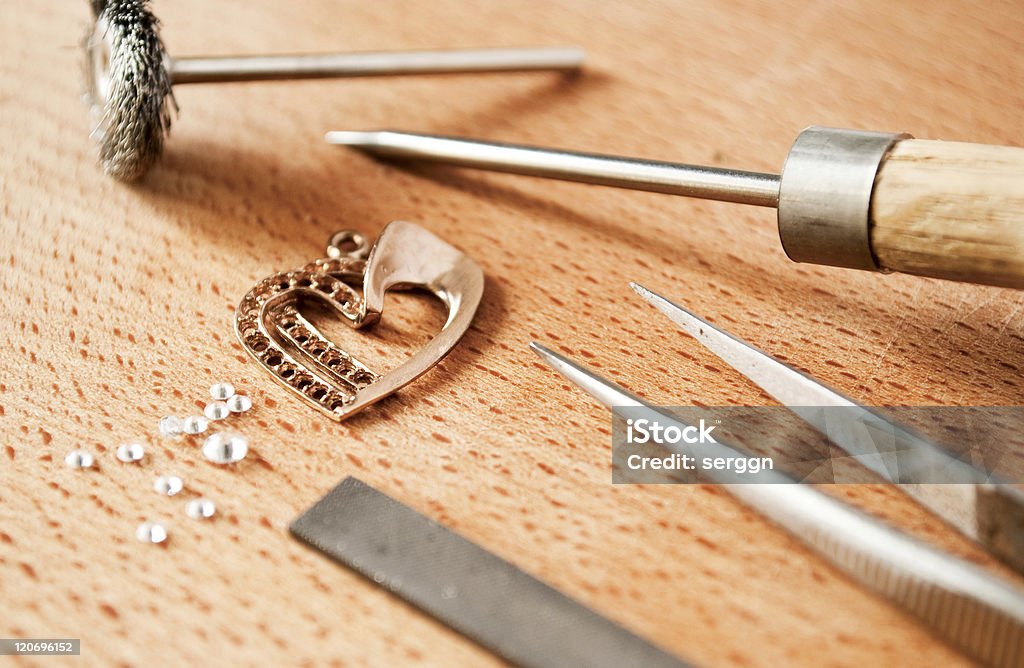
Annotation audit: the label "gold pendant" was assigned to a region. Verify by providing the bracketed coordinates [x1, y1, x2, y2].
[235, 221, 483, 420]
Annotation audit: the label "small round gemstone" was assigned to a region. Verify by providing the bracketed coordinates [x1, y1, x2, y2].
[65, 450, 94, 469]
[210, 383, 235, 401]
[115, 443, 145, 463]
[154, 475, 184, 496]
[136, 521, 167, 544]
[182, 415, 210, 434]
[202, 432, 249, 464]
[158, 416, 183, 438]
[204, 402, 230, 421]
[186, 498, 216, 520]
[226, 394, 252, 413]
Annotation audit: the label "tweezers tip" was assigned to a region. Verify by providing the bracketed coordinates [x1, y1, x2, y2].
[629, 281, 654, 299]
[530, 341, 585, 376]
[629, 281, 676, 312]
[529, 341, 561, 365]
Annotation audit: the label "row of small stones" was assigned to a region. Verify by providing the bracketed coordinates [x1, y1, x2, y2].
[234, 277, 358, 357]
[236, 258, 367, 343]
[238, 315, 371, 416]
[64, 383, 253, 544]
[245, 270, 362, 315]
[276, 313, 377, 388]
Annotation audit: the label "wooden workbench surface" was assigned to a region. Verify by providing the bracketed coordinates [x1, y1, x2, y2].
[3, 2, 1024, 666]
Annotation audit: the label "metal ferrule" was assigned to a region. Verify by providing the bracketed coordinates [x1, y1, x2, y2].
[777, 127, 910, 271]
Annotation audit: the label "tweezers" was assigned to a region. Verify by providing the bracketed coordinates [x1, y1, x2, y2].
[530, 283, 1024, 668]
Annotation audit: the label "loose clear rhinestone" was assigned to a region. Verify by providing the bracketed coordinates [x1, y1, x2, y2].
[204, 401, 230, 420]
[158, 416, 183, 438]
[182, 415, 209, 434]
[202, 432, 249, 464]
[65, 450, 94, 469]
[154, 475, 184, 496]
[210, 383, 235, 401]
[115, 443, 145, 463]
[226, 394, 252, 413]
[136, 521, 167, 544]
[186, 498, 216, 520]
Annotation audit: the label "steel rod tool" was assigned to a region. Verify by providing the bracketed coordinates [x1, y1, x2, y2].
[157, 48, 584, 84]
[329, 128, 1024, 289]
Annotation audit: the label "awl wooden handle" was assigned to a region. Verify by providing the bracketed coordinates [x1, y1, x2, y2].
[778, 128, 1024, 289]
[872, 139, 1024, 288]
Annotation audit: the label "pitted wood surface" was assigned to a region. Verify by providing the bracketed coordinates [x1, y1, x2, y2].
[3, 2, 1024, 666]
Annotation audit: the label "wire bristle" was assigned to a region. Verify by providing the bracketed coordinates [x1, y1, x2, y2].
[84, 0, 176, 181]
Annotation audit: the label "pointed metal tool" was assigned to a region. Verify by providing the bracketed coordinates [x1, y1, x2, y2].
[327, 130, 780, 206]
[629, 282, 1024, 576]
[329, 129, 1024, 289]
[530, 341, 1024, 668]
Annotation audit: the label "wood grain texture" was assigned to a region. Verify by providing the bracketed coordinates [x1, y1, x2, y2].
[2, 1, 1024, 666]
[873, 139, 1024, 287]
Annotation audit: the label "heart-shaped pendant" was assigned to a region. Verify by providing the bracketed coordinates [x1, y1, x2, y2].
[235, 221, 483, 420]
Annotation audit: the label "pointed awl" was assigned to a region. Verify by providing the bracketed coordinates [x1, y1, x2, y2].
[329, 128, 1024, 289]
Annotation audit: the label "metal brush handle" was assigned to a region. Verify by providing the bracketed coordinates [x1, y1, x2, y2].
[169, 47, 585, 84]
